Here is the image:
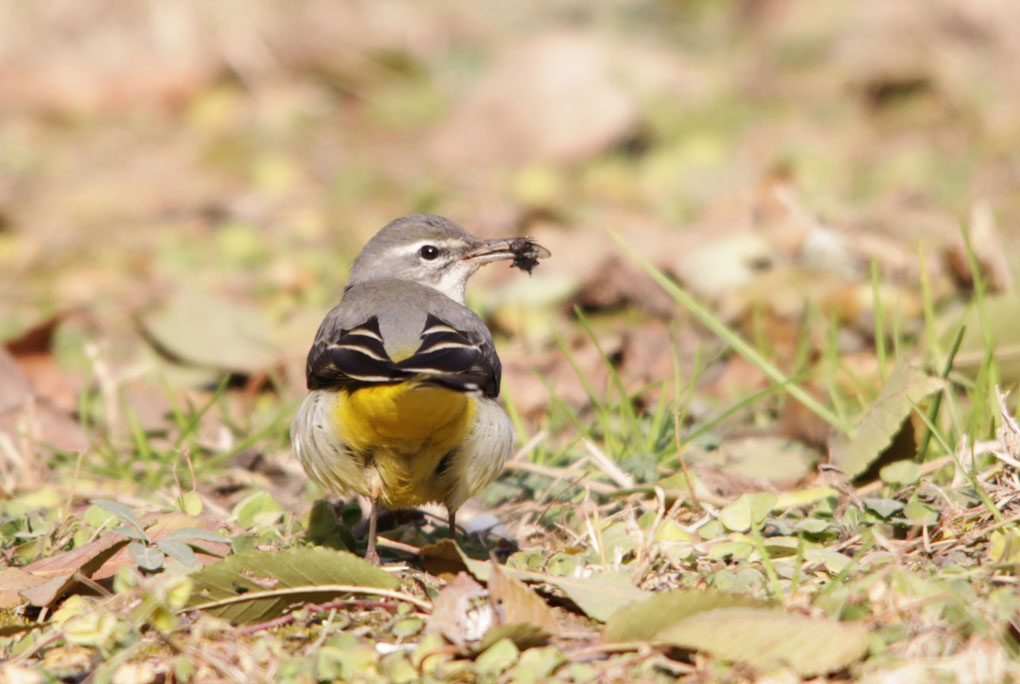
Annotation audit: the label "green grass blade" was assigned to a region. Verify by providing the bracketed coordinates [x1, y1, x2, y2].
[871, 258, 887, 380]
[918, 325, 965, 459]
[910, 398, 1002, 522]
[609, 229, 852, 436]
[683, 372, 810, 445]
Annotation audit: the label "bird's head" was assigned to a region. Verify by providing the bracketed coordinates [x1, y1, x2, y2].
[347, 214, 548, 303]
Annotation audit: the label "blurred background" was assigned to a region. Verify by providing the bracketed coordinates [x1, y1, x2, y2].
[2, 0, 1019, 501]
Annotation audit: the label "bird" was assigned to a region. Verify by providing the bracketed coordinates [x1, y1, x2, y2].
[291, 214, 549, 562]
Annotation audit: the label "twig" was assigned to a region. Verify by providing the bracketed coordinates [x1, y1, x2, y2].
[308, 607, 337, 652]
[866, 593, 950, 626]
[510, 430, 547, 463]
[240, 599, 399, 636]
[583, 439, 635, 489]
[537, 471, 598, 531]
[505, 457, 616, 496]
[7, 629, 64, 665]
[185, 584, 432, 614]
[855, 454, 956, 497]
[377, 536, 423, 556]
[566, 640, 659, 663]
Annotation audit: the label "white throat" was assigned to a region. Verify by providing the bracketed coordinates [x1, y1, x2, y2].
[430, 260, 478, 303]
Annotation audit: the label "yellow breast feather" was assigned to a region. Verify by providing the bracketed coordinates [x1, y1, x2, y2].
[332, 382, 477, 507]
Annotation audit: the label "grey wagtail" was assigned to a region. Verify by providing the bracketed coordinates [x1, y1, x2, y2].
[292, 214, 549, 562]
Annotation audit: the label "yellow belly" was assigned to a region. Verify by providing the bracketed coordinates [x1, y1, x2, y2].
[332, 382, 476, 507]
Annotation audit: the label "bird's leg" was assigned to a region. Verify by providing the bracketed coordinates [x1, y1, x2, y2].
[365, 499, 380, 564]
[364, 464, 383, 564]
[447, 509, 457, 542]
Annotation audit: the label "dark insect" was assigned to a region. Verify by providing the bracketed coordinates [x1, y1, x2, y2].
[508, 237, 551, 274]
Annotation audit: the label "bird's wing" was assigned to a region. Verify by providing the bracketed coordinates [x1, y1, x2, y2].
[306, 313, 501, 397]
[306, 317, 408, 387]
[393, 313, 501, 396]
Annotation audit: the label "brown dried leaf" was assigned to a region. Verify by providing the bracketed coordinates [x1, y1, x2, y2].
[186, 547, 397, 624]
[830, 363, 946, 480]
[702, 355, 770, 400]
[3, 313, 81, 415]
[20, 512, 228, 608]
[572, 256, 676, 317]
[0, 398, 88, 457]
[0, 346, 33, 414]
[9, 353, 79, 415]
[0, 346, 87, 473]
[501, 333, 618, 418]
[429, 31, 640, 169]
[431, 572, 495, 650]
[658, 608, 868, 676]
[945, 202, 1013, 292]
[22, 533, 127, 580]
[0, 567, 50, 609]
[21, 537, 130, 607]
[140, 290, 277, 376]
[781, 387, 838, 449]
[421, 539, 470, 578]
[91, 512, 230, 579]
[488, 562, 558, 635]
[995, 387, 1020, 464]
[4, 313, 67, 355]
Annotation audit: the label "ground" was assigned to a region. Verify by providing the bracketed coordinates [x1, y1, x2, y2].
[3, 1, 1020, 682]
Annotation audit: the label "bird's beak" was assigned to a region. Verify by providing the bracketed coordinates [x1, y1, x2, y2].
[463, 237, 551, 265]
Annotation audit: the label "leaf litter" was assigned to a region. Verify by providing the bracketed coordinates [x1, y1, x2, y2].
[5, 1, 1020, 682]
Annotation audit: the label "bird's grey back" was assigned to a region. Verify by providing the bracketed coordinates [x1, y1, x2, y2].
[320, 279, 492, 356]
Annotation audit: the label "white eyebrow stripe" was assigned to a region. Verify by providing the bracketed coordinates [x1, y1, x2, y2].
[390, 239, 466, 257]
[332, 343, 389, 361]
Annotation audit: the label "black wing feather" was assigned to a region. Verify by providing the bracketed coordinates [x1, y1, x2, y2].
[306, 313, 501, 397]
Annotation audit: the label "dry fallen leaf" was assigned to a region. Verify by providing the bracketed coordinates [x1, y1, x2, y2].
[20, 535, 130, 608]
[139, 289, 277, 377]
[430, 572, 496, 651]
[4, 312, 84, 414]
[572, 256, 676, 317]
[0, 567, 51, 609]
[421, 538, 481, 579]
[0, 346, 35, 416]
[501, 333, 617, 418]
[944, 202, 1013, 293]
[185, 546, 397, 624]
[89, 512, 231, 580]
[995, 387, 1020, 465]
[673, 231, 778, 303]
[829, 363, 946, 480]
[658, 607, 868, 676]
[488, 562, 559, 635]
[700, 436, 821, 485]
[781, 390, 837, 449]
[0, 346, 87, 488]
[429, 31, 640, 169]
[15, 512, 230, 608]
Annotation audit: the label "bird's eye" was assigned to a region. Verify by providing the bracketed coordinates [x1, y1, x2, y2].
[419, 245, 440, 260]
